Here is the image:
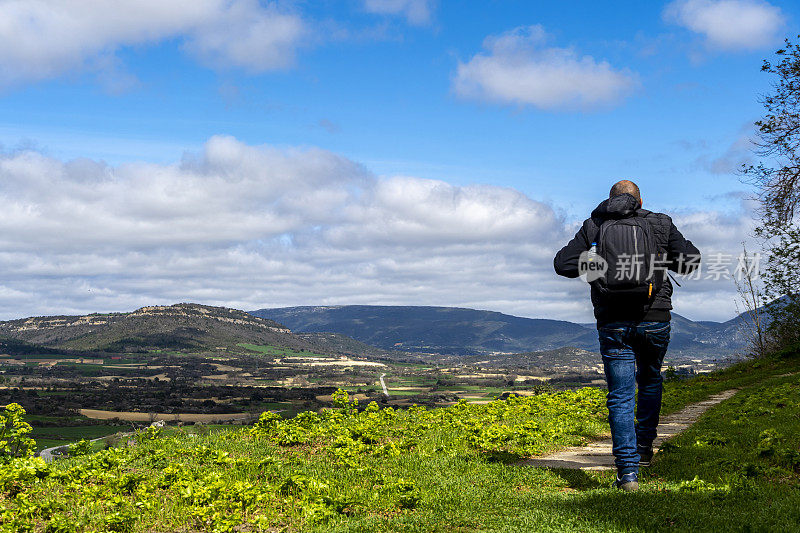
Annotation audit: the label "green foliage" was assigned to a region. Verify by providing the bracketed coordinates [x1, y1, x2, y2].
[31, 425, 120, 453]
[135, 426, 161, 442]
[0, 386, 607, 532]
[744, 37, 800, 226]
[693, 430, 728, 448]
[757, 428, 783, 457]
[251, 387, 607, 462]
[67, 440, 93, 457]
[330, 388, 357, 411]
[2, 358, 800, 532]
[753, 224, 800, 350]
[237, 343, 324, 357]
[653, 372, 800, 489]
[664, 365, 679, 383]
[676, 476, 731, 493]
[0, 457, 49, 495]
[0, 404, 36, 463]
[660, 352, 799, 415]
[741, 38, 800, 351]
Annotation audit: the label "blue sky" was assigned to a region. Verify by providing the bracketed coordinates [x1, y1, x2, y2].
[0, 0, 795, 322]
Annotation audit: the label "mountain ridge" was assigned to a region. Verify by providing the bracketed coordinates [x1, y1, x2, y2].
[249, 305, 751, 358]
[0, 302, 752, 362]
[0, 303, 338, 355]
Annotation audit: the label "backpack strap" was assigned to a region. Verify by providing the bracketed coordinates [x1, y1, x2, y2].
[589, 220, 602, 247]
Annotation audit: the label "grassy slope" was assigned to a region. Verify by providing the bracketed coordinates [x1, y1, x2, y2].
[323, 352, 800, 532]
[660, 348, 800, 415]
[3, 351, 800, 532]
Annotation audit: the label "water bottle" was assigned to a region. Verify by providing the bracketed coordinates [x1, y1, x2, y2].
[588, 242, 598, 262]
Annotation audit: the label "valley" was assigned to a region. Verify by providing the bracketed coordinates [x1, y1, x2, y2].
[0, 302, 745, 453]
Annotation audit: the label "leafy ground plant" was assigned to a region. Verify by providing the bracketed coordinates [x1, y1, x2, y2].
[0, 388, 606, 532]
[0, 403, 35, 463]
[2, 354, 800, 532]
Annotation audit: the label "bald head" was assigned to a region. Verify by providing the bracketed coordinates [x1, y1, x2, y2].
[610, 180, 641, 204]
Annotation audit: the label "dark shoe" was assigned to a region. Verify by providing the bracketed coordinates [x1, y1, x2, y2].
[638, 445, 654, 467]
[612, 472, 639, 492]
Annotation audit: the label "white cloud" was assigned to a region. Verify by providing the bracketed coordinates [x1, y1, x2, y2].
[184, 1, 306, 72]
[678, 123, 757, 174]
[453, 25, 638, 111]
[663, 0, 784, 50]
[0, 136, 753, 323]
[667, 202, 761, 320]
[362, 0, 434, 25]
[701, 127, 756, 174]
[0, 0, 307, 85]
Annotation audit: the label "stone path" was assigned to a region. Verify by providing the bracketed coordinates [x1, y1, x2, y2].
[519, 389, 740, 471]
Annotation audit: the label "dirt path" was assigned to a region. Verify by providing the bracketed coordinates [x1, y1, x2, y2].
[520, 389, 740, 471]
[379, 373, 389, 397]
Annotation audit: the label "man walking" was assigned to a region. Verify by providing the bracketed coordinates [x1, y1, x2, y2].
[553, 180, 700, 491]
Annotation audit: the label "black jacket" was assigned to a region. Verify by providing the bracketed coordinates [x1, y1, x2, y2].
[553, 194, 700, 324]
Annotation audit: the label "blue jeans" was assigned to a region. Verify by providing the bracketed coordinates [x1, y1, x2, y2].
[597, 321, 671, 475]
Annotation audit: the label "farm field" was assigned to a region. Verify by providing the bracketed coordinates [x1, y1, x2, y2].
[236, 343, 325, 357]
[2, 343, 588, 451]
[0, 337, 719, 459]
[78, 409, 254, 423]
[30, 424, 122, 451]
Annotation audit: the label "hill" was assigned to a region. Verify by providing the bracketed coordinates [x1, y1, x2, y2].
[249, 305, 750, 358]
[4, 348, 799, 531]
[250, 305, 598, 355]
[0, 303, 340, 355]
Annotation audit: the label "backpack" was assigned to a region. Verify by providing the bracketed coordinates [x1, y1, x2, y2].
[591, 215, 663, 305]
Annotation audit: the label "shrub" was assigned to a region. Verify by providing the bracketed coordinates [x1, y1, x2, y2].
[0, 403, 36, 463]
[68, 439, 93, 457]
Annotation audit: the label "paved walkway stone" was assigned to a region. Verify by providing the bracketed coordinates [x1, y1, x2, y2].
[519, 389, 740, 471]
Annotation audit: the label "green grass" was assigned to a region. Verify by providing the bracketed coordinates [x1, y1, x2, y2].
[436, 385, 508, 399]
[2, 388, 608, 531]
[159, 424, 230, 438]
[254, 402, 307, 418]
[104, 356, 149, 363]
[652, 371, 800, 483]
[660, 351, 799, 415]
[30, 424, 123, 451]
[389, 362, 435, 369]
[389, 376, 434, 385]
[56, 363, 106, 370]
[236, 343, 326, 358]
[3, 354, 67, 360]
[25, 414, 89, 424]
[569, 364, 800, 532]
[3, 351, 800, 532]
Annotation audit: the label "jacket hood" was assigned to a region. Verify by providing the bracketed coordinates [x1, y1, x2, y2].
[591, 193, 641, 220]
